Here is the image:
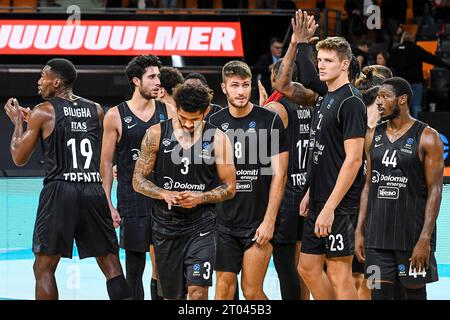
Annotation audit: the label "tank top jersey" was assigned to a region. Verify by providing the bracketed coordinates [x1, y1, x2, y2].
[116, 100, 168, 217]
[308, 83, 367, 211]
[43, 97, 102, 185]
[278, 98, 313, 211]
[365, 120, 436, 251]
[152, 120, 218, 235]
[209, 106, 288, 236]
[204, 103, 225, 123]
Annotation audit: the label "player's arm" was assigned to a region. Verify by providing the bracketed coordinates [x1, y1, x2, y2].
[165, 102, 178, 119]
[177, 130, 236, 208]
[100, 107, 121, 227]
[265, 101, 288, 128]
[355, 127, 375, 263]
[275, 10, 318, 106]
[315, 98, 366, 237]
[4, 98, 53, 166]
[254, 115, 289, 246]
[410, 127, 444, 272]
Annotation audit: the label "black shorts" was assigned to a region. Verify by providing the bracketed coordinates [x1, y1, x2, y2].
[33, 181, 119, 259]
[214, 225, 256, 274]
[301, 204, 357, 258]
[119, 215, 153, 252]
[153, 222, 216, 299]
[273, 209, 304, 244]
[365, 248, 439, 286]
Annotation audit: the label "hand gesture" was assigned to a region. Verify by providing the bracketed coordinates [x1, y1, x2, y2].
[176, 191, 201, 209]
[4, 98, 24, 126]
[291, 9, 319, 45]
[162, 190, 181, 210]
[253, 219, 274, 246]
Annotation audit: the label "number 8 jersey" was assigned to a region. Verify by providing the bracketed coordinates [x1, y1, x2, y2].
[43, 97, 102, 184]
[365, 120, 436, 252]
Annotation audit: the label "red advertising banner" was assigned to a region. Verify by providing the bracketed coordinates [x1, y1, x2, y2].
[0, 20, 244, 56]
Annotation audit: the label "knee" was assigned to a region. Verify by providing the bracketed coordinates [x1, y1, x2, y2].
[242, 284, 261, 300]
[189, 287, 208, 300]
[33, 260, 55, 279]
[298, 259, 317, 281]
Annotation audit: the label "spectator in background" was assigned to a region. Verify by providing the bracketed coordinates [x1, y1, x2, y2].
[253, 37, 284, 95]
[256, 0, 276, 8]
[352, 38, 370, 69]
[343, 0, 368, 43]
[162, 0, 178, 8]
[376, 51, 391, 68]
[390, 31, 450, 117]
[413, 0, 435, 27]
[381, 0, 408, 49]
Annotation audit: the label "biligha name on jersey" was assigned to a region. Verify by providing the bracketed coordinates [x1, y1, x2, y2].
[63, 172, 102, 182]
[63, 106, 92, 118]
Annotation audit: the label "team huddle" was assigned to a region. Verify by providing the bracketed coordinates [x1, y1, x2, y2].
[3, 10, 444, 301]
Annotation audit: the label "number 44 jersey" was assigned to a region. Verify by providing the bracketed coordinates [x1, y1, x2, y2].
[43, 97, 103, 185]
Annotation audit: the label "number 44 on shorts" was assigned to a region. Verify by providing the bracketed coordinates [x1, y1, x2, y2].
[408, 264, 427, 278]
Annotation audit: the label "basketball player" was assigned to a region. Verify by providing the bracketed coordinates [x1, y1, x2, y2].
[101, 55, 176, 300]
[259, 58, 313, 300]
[209, 61, 289, 300]
[132, 82, 236, 300]
[3, 58, 131, 300]
[355, 77, 443, 300]
[158, 66, 184, 107]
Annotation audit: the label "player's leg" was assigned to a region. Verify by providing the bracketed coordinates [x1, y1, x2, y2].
[298, 213, 334, 300]
[215, 230, 242, 300]
[33, 253, 61, 300]
[295, 241, 310, 300]
[125, 250, 146, 300]
[149, 244, 163, 300]
[96, 252, 131, 299]
[326, 256, 358, 299]
[273, 243, 301, 299]
[364, 248, 397, 300]
[241, 241, 272, 300]
[185, 224, 215, 300]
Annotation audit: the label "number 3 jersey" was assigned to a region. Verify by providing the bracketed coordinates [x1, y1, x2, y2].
[152, 120, 218, 234]
[43, 97, 102, 185]
[365, 120, 436, 252]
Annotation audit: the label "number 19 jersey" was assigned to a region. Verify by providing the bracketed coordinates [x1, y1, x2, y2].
[43, 97, 102, 185]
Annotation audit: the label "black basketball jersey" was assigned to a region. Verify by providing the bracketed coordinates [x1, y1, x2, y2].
[278, 99, 313, 211]
[43, 97, 102, 185]
[209, 105, 288, 236]
[365, 121, 436, 251]
[308, 83, 367, 210]
[152, 120, 218, 235]
[115, 100, 168, 217]
[204, 103, 225, 123]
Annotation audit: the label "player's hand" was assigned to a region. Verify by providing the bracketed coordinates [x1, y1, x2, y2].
[314, 206, 334, 237]
[109, 206, 121, 228]
[4, 98, 24, 126]
[161, 190, 180, 210]
[410, 238, 431, 275]
[299, 192, 310, 217]
[291, 10, 319, 45]
[112, 165, 118, 179]
[253, 220, 274, 246]
[176, 191, 201, 209]
[20, 106, 31, 123]
[355, 230, 366, 263]
[258, 80, 268, 106]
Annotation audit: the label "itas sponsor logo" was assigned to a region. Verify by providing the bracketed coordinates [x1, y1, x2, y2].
[131, 148, 141, 161]
[377, 186, 399, 200]
[299, 123, 310, 134]
[71, 121, 87, 132]
[236, 180, 252, 192]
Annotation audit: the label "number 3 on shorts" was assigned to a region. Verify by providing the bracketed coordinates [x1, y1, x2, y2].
[203, 262, 211, 280]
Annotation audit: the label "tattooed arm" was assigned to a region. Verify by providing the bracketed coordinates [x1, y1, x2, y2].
[177, 129, 236, 208]
[133, 124, 180, 209]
